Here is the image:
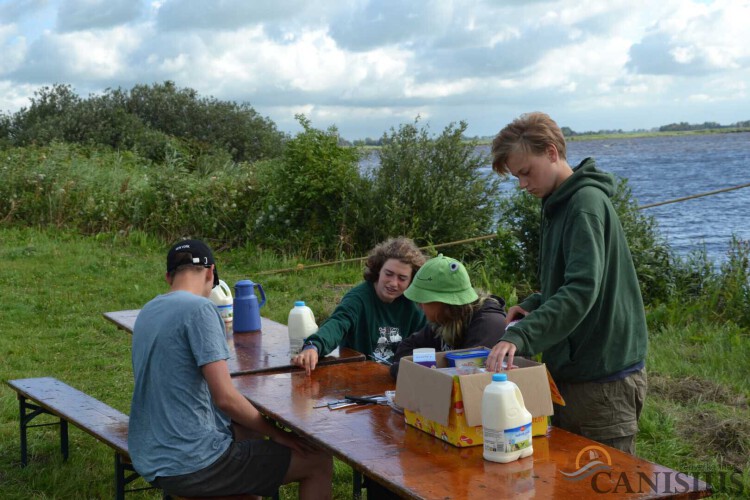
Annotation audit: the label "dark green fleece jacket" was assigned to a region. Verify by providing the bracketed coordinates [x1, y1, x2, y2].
[305, 281, 425, 362]
[502, 157, 648, 382]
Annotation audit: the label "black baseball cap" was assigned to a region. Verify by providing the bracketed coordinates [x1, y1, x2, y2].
[166, 239, 219, 287]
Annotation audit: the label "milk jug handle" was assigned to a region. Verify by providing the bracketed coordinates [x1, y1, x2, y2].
[514, 386, 526, 408]
[255, 283, 266, 308]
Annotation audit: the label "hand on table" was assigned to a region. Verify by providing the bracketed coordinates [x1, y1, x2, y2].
[291, 348, 319, 375]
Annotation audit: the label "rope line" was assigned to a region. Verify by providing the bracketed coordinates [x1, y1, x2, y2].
[636, 181, 750, 210]
[257, 181, 750, 275]
[256, 235, 500, 275]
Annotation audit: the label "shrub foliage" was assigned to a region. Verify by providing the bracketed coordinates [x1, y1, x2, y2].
[368, 119, 502, 247]
[2, 83, 748, 323]
[253, 115, 369, 258]
[4, 82, 284, 164]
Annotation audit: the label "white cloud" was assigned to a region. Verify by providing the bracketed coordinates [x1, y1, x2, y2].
[0, 24, 26, 75]
[13, 26, 141, 82]
[1, 0, 749, 138]
[0, 80, 39, 112]
[628, 0, 750, 76]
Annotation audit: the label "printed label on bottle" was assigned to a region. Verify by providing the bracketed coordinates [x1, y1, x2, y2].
[483, 422, 532, 453]
[217, 304, 233, 321]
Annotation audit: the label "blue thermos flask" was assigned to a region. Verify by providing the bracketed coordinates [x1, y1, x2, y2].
[233, 280, 266, 333]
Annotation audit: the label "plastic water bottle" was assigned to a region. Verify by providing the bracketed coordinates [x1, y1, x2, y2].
[482, 373, 534, 463]
[209, 280, 233, 323]
[288, 301, 318, 354]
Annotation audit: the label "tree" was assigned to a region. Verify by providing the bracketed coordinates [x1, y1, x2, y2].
[254, 115, 368, 257]
[9, 84, 82, 145]
[366, 119, 502, 248]
[124, 81, 285, 162]
[6, 82, 286, 164]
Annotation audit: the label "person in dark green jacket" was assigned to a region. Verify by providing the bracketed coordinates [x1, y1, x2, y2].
[291, 237, 426, 375]
[485, 112, 648, 454]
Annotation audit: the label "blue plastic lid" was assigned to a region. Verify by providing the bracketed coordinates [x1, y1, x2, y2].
[444, 348, 490, 360]
[294, 301, 306, 306]
[493, 373, 508, 382]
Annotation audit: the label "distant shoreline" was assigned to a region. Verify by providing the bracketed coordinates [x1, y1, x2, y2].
[476, 126, 750, 145]
[358, 127, 750, 149]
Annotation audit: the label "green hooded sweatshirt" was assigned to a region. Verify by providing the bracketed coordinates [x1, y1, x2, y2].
[502, 157, 648, 382]
[305, 281, 425, 362]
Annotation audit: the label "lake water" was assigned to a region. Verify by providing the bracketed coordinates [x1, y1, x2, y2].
[364, 132, 750, 263]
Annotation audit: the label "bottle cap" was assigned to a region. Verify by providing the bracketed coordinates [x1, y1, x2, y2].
[492, 373, 508, 382]
[294, 301, 305, 307]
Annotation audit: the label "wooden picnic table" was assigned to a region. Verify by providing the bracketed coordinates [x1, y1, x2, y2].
[103, 309, 365, 376]
[233, 361, 712, 499]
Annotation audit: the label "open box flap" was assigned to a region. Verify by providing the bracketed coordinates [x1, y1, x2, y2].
[395, 356, 454, 426]
[459, 360, 554, 427]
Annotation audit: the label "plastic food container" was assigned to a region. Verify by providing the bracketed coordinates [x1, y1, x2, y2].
[413, 347, 436, 367]
[445, 348, 491, 368]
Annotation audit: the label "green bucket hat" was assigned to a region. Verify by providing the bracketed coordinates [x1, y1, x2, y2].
[404, 254, 478, 305]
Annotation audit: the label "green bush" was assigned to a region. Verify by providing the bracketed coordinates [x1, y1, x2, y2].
[6, 82, 285, 166]
[123, 82, 285, 162]
[0, 111, 11, 147]
[366, 119, 501, 248]
[493, 188, 541, 294]
[610, 178, 674, 305]
[0, 143, 148, 232]
[253, 115, 369, 258]
[0, 142, 262, 244]
[713, 237, 750, 326]
[666, 237, 750, 328]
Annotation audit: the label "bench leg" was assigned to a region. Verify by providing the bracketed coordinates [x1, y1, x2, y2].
[61, 419, 69, 460]
[116, 453, 126, 500]
[18, 395, 68, 466]
[116, 452, 156, 499]
[19, 396, 27, 467]
[353, 470, 363, 499]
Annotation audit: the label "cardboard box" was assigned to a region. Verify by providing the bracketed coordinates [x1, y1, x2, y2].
[395, 350, 558, 447]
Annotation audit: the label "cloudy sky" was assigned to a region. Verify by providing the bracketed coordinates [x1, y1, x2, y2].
[1, 0, 748, 139]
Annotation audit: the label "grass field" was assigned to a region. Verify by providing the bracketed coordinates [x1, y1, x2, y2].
[1, 227, 748, 498]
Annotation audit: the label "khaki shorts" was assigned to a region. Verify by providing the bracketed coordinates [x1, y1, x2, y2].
[552, 369, 647, 454]
[153, 438, 291, 497]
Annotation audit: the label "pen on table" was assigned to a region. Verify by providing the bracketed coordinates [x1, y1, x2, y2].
[368, 355, 392, 366]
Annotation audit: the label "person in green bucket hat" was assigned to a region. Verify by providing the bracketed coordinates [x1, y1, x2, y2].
[389, 254, 507, 379]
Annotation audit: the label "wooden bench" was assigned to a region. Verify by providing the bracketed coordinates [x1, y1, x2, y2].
[7, 377, 278, 500]
[6, 377, 147, 500]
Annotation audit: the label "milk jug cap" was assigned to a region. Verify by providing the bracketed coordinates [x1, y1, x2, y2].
[295, 301, 306, 307]
[493, 373, 508, 382]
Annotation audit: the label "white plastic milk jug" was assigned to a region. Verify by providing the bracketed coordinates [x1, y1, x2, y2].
[482, 372, 534, 463]
[287, 301, 318, 354]
[209, 280, 233, 323]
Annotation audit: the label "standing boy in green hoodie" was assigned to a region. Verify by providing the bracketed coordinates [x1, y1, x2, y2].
[485, 112, 648, 454]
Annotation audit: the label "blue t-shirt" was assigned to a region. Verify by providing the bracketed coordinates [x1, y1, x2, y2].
[129, 291, 231, 482]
